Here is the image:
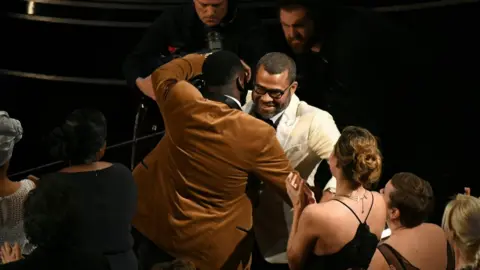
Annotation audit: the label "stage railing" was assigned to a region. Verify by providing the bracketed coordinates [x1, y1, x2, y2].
[8, 130, 165, 178]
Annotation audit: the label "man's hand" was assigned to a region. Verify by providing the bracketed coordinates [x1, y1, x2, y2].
[240, 59, 252, 82]
[1, 242, 22, 264]
[136, 76, 155, 101]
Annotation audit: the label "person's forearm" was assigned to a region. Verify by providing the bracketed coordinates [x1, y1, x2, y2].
[287, 204, 304, 270]
[151, 54, 205, 102]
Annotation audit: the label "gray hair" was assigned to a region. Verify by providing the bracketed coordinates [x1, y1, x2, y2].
[0, 112, 23, 166]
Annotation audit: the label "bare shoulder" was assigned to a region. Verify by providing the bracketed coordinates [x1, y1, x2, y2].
[371, 191, 386, 207]
[419, 223, 445, 235]
[300, 203, 329, 225]
[307, 200, 343, 221]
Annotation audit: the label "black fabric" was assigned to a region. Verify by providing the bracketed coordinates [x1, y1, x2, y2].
[0, 247, 110, 270]
[262, 7, 422, 179]
[377, 234, 455, 270]
[123, 5, 269, 88]
[446, 242, 456, 270]
[377, 244, 420, 270]
[304, 193, 378, 270]
[253, 112, 281, 130]
[40, 164, 138, 270]
[203, 92, 242, 110]
[132, 228, 175, 270]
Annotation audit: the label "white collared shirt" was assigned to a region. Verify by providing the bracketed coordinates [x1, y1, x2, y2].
[224, 95, 242, 109]
[270, 111, 285, 125]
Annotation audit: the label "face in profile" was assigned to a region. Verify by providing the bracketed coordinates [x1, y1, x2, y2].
[252, 65, 297, 118]
[194, 0, 228, 27]
[328, 152, 339, 178]
[279, 7, 315, 54]
[382, 180, 398, 224]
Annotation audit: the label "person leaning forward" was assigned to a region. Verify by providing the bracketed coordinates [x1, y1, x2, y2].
[133, 51, 302, 270]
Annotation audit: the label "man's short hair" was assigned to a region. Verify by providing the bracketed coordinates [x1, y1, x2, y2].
[202, 50, 244, 87]
[256, 52, 296, 84]
[389, 172, 434, 228]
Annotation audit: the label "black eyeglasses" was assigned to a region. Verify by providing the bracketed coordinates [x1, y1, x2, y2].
[253, 82, 294, 99]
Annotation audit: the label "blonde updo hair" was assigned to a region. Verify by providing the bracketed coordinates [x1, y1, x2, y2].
[333, 126, 382, 188]
[442, 194, 480, 269]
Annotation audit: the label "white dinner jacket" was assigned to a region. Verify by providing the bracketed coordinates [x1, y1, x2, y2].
[243, 91, 341, 263]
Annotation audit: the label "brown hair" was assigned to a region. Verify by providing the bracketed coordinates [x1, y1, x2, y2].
[389, 172, 434, 228]
[333, 126, 382, 188]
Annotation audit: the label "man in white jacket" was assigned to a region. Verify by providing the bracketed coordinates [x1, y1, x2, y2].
[243, 52, 340, 269]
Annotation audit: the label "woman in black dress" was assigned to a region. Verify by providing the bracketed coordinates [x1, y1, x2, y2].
[41, 109, 137, 270]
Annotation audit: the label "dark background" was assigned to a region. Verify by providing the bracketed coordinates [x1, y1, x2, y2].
[1, 0, 478, 224]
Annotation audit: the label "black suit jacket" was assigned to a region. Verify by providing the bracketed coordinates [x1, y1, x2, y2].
[123, 5, 269, 88]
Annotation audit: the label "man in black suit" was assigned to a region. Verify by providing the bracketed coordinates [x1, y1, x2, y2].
[123, 0, 267, 91]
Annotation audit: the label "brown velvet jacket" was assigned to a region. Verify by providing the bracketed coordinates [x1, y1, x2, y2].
[132, 54, 293, 269]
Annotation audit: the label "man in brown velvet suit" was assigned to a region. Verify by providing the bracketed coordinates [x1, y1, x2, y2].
[132, 51, 296, 270]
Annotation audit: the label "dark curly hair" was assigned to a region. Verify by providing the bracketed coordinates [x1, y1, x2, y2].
[23, 178, 80, 248]
[47, 109, 107, 165]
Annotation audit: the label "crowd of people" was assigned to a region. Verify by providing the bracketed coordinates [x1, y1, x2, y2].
[0, 0, 477, 269]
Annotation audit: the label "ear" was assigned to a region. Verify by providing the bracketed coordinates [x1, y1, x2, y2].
[390, 208, 400, 220]
[290, 81, 299, 94]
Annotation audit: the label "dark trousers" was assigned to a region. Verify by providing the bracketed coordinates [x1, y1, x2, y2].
[132, 228, 174, 270]
[251, 241, 290, 270]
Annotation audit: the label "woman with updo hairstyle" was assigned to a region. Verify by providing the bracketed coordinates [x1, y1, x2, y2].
[442, 194, 480, 270]
[40, 109, 138, 270]
[287, 126, 386, 270]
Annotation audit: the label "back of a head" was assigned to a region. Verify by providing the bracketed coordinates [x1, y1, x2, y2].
[23, 177, 80, 249]
[0, 111, 23, 167]
[256, 52, 296, 84]
[389, 172, 434, 228]
[333, 126, 382, 188]
[202, 50, 244, 92]
[442, 194, 480, 268]
[47, 109, 106, 165]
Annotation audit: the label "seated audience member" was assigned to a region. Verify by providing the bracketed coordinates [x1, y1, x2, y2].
[242, 52, 340, 268]
[0, 112, 35, 255]
[442, 194, 480, 270]
[40, 109, 137, 270]
[369, 172, 455, 270]
[133, 52, 299, 270]
[0, 178, 110, 269]
[286, 126, 386, 270]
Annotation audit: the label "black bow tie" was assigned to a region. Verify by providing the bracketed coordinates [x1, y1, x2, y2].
[255, 113, 278, 130]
